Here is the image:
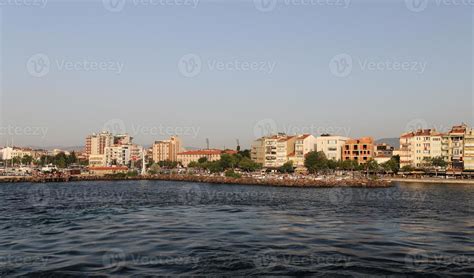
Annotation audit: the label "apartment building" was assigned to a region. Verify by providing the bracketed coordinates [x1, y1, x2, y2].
[442, 124, 467, 170]
[342, 137, 375, 164]
[398, 129, 443, 168]
[288, 134, 317, 167]
[152, 136, 182, 162]
[85, 132, 114, 158]
[315, 135, 349, 161]
[374, 143, 394, 164]
[178, 149, 237, 167]
[105, 144, 131, 166]
[463, 128, 474, 171]
[251, 134, 296, 168]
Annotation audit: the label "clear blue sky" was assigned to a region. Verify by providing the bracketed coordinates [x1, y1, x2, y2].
[0, 0, 472, 149]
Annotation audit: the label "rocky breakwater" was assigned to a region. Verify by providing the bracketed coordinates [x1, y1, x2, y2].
[152, 174, 393, 188]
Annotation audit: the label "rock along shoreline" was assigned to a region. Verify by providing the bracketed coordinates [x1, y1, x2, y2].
[0, 174, 392, 188]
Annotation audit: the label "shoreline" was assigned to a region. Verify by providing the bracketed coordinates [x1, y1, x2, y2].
[0, 174, 391, 188]
[2, 174, 474, 186]
[387, 178, 474, 185]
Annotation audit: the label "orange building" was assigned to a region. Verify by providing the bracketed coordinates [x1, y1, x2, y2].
[342, 137, 375, 164]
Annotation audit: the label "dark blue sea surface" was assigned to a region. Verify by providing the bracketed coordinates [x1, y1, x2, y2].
[0, 181, 473, 277]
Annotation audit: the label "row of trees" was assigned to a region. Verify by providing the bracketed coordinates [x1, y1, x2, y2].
[304, 151, 401, 174]
[3, 152, 80, 168]
[187, 153, 262, 173]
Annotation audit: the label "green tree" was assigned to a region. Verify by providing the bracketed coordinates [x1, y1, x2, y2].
[187, 161, 199, 168]
[278, 161, 294, 173]
[21, 155, 33, 165]
[198, 157, 208, 164]
[238, 149, 251, 159]
[238, 157, 261, 172]
[401, 165, 415, 172]
[207, 161, 223, 173]
[225, 169, 242, 178]
[304, 151, 328, 173]
[220, 153, 238, 170]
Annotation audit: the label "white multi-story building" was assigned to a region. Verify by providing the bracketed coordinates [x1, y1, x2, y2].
[105, 145, 131, 166]
[315, 135, 349, 161]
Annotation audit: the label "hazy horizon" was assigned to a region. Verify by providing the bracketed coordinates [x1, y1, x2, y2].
[1, 0, 472, 149]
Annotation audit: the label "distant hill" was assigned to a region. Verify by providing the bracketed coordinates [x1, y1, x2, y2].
[375, 138, 399, 149]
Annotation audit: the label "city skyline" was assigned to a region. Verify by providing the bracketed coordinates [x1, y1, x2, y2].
[1, 0, 472, 147]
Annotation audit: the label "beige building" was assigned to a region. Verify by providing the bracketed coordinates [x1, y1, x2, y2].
[463, 128, 474, 171]
[88, 154, 106, 167]
[85, 132, 114, 158]
[152, 136, 182, 162]
[399, 129, 443, 168]
[89, 166, 128, 176]
[289, 134, 317, 167]
[316, 135, 349, 161]
[251, 134, 297, 168]
[442, 124, 467, 170]
[178, 149, 237, 167]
